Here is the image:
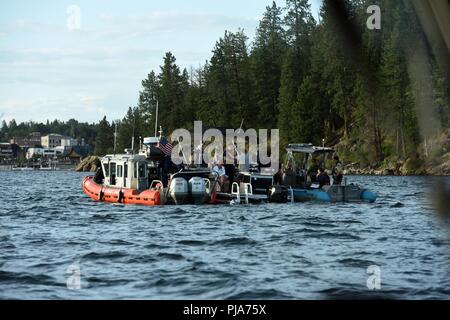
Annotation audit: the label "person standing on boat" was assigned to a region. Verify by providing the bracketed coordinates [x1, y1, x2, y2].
[274, 165, 283, 185]
[224, 144, 236, 193]
[157, 137, 174, 187]
[94, 165, 104, 184]
[317, 167, 330, 189]
[307, 158, 320, 183]
[332, 155, 344, 185]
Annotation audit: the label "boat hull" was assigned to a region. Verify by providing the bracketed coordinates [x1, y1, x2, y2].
[293, 185, 377, 203]
[82, 176, 162, 206]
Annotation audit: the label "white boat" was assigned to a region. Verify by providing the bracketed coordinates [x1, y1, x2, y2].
[12, 167, 34, 171]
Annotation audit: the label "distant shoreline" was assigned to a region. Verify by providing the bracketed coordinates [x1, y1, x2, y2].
[1, 165, 448, 177]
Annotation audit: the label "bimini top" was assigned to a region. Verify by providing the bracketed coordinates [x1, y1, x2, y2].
[286, 143, 335, 155]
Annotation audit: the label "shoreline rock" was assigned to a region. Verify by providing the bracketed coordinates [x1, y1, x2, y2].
[75, 156, 100, 172]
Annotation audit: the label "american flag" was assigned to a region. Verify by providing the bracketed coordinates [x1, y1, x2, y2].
[157, 137, 173, 156]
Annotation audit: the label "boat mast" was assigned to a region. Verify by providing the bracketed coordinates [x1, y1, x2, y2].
[113, 122, 117, 154]
[154, 98, 159, 138]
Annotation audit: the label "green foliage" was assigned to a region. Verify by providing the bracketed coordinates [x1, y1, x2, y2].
[251, 1, 286, 129]
[94, 116, 114, 156]
[0, 118, 97, 147]
[3, 0, 449, 169]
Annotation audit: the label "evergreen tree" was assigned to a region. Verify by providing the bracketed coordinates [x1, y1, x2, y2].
[251, 1, 286, 129]
[0, 120, 8, 141]
[201, 30, 254, 129]
[158, 52, 185, 134]
[291, 76, 325, 144]
[94, 116, 114, 156]
[278, 0, 316, 146]
[117, 107, 138, 152]
[138, 71, 160, 136]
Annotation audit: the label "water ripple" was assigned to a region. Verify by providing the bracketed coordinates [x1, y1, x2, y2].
[0, 171, 449, 299]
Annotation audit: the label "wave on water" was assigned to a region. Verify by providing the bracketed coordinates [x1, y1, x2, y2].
[1, 172, 450, 299]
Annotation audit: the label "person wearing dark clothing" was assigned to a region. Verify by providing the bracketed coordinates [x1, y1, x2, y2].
[160, 155, 172, 187]
[317, 168, 330, 189]
[94, 166, 105, 184]
[274, 167, 283, 186]
[224, 163, 235, 193]
[332, 155, 343, 185]
[307, 158, 320, 183]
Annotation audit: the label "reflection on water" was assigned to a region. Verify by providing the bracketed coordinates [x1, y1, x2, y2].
[0, 171, 449, 299]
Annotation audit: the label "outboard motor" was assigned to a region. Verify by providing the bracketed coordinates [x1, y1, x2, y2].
[169, 178, 188, 205]
[189, 177, 207, 205]
[267, 185, 289, 203]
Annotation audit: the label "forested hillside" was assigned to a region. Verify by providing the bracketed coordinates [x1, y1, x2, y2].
[2, 0, 449, 174]
[109, 0, 449, 172]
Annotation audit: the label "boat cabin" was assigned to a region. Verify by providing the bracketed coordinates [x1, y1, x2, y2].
[140, 136, 165, 161]
[283, 143, 335, 187]
[285, 143, 335, 171]
[101, 154, 150, 191]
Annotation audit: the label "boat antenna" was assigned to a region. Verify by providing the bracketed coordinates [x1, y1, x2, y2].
[177, 137, 188, 167]
[154, 96, 159, 137]
[113, 121, 117, 155]
[322, 138, 326, 168]
[234, 118, 245, 162]
[131, 112, 136, 153]
[238, 118, 245, 134]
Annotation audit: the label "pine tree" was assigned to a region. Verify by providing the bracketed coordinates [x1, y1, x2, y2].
[202, 29, 254, 128]
[291, 76, 324, 144]
[251, 1, 286, 129]
[94, 116, 114, 156]
[432, 62, 450, 129]
[278, 0, 316, 146]
[117, 107, 138, 152]
[158, 52, 185, 134]
[138, 71, 160, 136]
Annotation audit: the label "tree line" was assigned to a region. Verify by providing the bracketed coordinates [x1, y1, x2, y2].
[109, 0, 449, 167]
[0, 119, 97, 147]
[3, 0, 449, 168]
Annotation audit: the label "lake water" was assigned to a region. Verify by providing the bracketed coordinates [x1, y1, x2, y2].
[1, 171, 449, 299]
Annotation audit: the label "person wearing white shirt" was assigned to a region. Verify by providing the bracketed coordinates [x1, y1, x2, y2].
[211, 162, 229, 192]
[212, 164, 226, 177]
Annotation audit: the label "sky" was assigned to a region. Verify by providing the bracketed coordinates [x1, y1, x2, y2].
[0, 0, 322, 124]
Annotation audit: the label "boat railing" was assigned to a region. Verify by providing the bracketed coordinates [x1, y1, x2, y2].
[231, 182, 253, 204]
[150, 180, 164, 190]
[231, 182, 241, 204]
[204, 178, 211, 196]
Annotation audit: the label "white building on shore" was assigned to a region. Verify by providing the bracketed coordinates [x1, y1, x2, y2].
[41, 134, 79, 149]
[26, 147, 64, 159]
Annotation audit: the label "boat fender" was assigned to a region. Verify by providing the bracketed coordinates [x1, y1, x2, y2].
[210, 191, 217, 204]
[99, 188, 104, 201]
[118, 190, 124, 203]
